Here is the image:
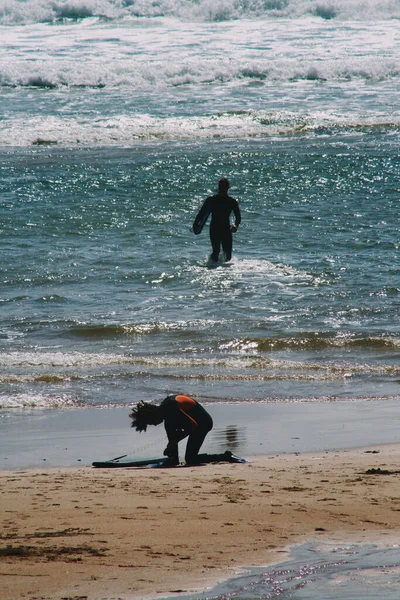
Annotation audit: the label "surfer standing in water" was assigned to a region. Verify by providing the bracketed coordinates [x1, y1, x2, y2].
[130, 395, 214, 466]
[193, 178, 241, 262]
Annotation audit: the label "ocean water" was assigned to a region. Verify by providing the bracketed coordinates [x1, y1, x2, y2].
[0, 0, 399, 414]
[166, 543, 400, 600]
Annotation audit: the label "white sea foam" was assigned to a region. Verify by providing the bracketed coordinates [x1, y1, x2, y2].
[1, 349, 399, 373]
[0, 351, 120, 368]
[0, 392, 77, 409]
[1, 8, 399, 146]
[1, 110, 400, 147]
[229, 258, 325, 283]
[0, 0, 399, 25]
[1, 37, 399, 90]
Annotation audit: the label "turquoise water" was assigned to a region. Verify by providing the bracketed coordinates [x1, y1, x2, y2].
[1, 138, 399, 409]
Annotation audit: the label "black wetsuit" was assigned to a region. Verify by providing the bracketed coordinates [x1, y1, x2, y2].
[195, 193, 241, 261]
[160, 395, 213, 465]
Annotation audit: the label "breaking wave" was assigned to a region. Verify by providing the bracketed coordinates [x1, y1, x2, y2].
[2, 346, 399, 410]
[1, 390, 399, 410]
[1, 341, 400, 371]
[2, 110, 400, 147]
[219, 334, 400, 353]
[1, 57, 399, 90]
[0, 392, 79, 409]
[1, 0, 399, 25]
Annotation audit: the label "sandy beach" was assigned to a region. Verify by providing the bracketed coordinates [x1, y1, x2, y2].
[1, 443, 400, 600]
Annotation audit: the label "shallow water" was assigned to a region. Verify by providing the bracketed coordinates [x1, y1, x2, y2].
[167, 543, 400, 600]
[2, 400, 400, 469]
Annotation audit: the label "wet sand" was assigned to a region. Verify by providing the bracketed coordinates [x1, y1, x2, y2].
[1, 444, 400, 600]
[2, 399, 400, 470]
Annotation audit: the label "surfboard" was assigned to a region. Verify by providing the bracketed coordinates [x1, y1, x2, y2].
[92, 455, 168, 468]
[92, 451, 248, 469]
[192, 208, 211, 235]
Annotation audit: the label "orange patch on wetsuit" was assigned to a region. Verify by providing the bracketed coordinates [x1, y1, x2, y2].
[176, 395, 198, 429]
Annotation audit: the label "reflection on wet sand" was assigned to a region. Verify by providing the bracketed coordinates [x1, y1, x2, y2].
[212, 424, 247, 454]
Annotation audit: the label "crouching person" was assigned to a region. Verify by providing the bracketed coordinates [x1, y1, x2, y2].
[129, 395, 213, 466]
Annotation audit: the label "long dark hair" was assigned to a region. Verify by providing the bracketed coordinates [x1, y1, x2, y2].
[129, 401, 160, 432]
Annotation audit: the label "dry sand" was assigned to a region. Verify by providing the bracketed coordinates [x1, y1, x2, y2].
[1, 445, 400, 600]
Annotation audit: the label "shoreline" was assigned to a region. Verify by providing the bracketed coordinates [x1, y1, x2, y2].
[2, 398, 400, 470]
[1, 445, 400, 600]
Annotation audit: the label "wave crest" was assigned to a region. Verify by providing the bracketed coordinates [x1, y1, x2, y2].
[0, 393, 78, 409]
[220, 334, 400, 353]
[2, 54, 399, 91]
[2, 110, 400, 147]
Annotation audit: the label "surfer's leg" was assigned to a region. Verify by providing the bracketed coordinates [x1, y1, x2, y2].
[185, 420, 213, 465]
[210, 224, 221, 261]
[221, 229, 233, 261]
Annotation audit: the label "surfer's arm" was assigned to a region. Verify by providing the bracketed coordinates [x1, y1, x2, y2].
[232, 200, 241, 228]
[163, 405, 191, 444]
[164, 425, 189, 443]
[163, 426, 188, 462]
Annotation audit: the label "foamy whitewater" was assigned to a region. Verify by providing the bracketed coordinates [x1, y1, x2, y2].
[2, 0, 400, 145]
